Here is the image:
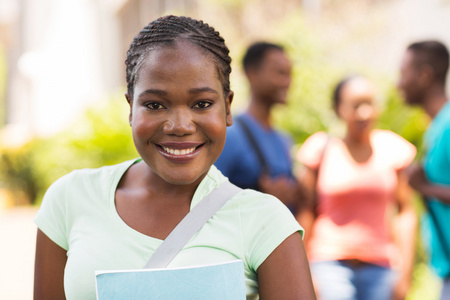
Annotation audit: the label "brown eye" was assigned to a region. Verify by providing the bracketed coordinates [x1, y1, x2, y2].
[146, 102, 165, 110]
[192, 101, 212, 109]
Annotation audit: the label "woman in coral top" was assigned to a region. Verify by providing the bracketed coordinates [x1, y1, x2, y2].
[296, 76, 417, 300]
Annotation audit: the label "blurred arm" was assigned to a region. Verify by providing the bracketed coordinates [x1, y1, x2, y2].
[408, 164, 450, 203]
[294, 166, 318, 247]
[392, 170, 417, 300]
[258, 174, 305, 213]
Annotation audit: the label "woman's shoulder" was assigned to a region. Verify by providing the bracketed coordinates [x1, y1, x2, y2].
[304, 131, 329, 144]
[49, 159, 138, 192]
[372, 130, 416, 167]
[296, 131, 331, 166]
[230, 188, 294, 218]
[372, 129, 415, 149]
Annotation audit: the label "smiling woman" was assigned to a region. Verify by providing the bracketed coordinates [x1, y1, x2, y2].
[33, 15, 316, 300]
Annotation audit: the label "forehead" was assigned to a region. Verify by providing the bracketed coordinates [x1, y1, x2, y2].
[142, 40, 214, 72]
[401, 50, 417, 69]
[262, 49, 291, 67]
[134, 40, 221, 91]
[340, 78, 375, 101]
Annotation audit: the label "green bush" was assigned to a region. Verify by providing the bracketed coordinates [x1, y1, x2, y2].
[0, 93, 138, 205]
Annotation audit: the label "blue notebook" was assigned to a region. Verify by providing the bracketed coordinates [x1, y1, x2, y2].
[95, 260, 246, 300]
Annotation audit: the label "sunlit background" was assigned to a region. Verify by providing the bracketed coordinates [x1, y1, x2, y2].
[1, 0, 450, 298]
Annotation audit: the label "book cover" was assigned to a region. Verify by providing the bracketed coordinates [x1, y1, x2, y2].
[95, 260, 246, 300]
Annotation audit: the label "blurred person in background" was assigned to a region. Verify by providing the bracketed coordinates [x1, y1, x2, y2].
[296, 75, 417, 300]
[215, 42, 304, 214]
[398, 40, 450, 300]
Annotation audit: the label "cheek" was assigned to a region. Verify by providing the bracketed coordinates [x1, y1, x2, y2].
[131, 112, 160, 140]
[201, 112, 228, 143]
[337, 106, 348, 120]
[404, 74, 418, 90]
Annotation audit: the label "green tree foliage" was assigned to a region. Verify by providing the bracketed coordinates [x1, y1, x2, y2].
[0, 94, 138, 205]
[254, 9, 428, 151]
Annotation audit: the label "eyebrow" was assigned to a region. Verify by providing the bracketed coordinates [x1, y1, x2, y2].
[138, 87, 219, 98]
[138, 89, 166, 97]
[188, 87, 219, 95]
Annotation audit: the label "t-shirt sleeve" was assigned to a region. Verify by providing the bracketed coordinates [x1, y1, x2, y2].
[34, 173, 72, 250]
[239, 190, 303, 272]
[296, 132, 329, 170]
[379, 130, 417, 171]
[444, 127, 450, 162]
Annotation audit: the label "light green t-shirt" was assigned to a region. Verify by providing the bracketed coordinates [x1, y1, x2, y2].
[35, 159, 303, 299]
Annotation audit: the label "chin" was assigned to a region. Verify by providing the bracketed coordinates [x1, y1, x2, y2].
[158, 169, 209, 186]
[402, 93, 423, 106]
[273, 98, 287, 105]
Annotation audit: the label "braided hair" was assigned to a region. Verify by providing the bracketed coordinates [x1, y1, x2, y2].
[125, 15, 232, 99]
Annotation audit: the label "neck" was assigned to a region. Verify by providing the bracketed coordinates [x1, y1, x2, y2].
[344, 129, 372, 146]
[247, 96, 272, 128]
[422, 85, 447, 119]
[135, 161, 201, 201]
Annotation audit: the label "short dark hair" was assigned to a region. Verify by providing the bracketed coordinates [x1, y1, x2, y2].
[332, 75, 361, 110]
[125, 15, 232, 98]
[407, 40, 449, 84]
[242, 42, 284, 72]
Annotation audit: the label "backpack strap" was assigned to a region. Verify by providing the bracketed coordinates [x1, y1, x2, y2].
[143, 180, 242, 269]
[235, 116, 270, 174]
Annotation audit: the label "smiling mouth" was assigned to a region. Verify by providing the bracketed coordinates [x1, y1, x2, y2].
[161, 146, 197, 156]
[157, 143, 204, 157]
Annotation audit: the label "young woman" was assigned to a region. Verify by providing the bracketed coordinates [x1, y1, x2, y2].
[296, 76, 417, 300]
[33, 15, 315, 300]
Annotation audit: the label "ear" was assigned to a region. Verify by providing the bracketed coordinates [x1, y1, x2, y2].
[245, 67, 257, 83]
[419, 64, 434, 87]
[125, 92, 133, 126]
[333, 102, 343, 119]
[225, 91, 234, 126]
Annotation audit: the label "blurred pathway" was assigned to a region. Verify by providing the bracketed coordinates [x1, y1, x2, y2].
[0, 207, 37, 300]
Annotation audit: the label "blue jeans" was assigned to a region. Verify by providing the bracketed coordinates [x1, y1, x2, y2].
[311, 260, 396, 300]
[440, 278, 450, 300]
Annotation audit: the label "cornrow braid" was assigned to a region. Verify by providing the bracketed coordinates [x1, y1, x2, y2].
[125, 15, 232, 98]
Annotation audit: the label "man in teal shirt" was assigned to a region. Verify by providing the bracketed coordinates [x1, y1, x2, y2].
[398, 40, 450, 300]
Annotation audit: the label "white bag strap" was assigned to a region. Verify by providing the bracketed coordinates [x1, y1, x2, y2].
[143, 180, 242, 269]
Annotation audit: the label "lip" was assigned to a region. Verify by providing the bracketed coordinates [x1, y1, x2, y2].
[354, 120, 372, 130]
[155, 142, 204, 163]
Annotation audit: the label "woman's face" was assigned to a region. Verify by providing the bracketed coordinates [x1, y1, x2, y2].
[336, 77, 377, 138]
[127, 40, 233, 186]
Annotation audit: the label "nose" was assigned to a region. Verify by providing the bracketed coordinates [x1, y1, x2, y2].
[356, 103, 373, 121]
[279, 73, 291, 89]
[162, 108, 196, 136]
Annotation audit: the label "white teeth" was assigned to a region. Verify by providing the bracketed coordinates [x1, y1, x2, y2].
[162, 146, 196, 156]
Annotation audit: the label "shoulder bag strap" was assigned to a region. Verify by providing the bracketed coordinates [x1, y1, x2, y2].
[236, 116, 270, 174]
[143, 180, 242, 269]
